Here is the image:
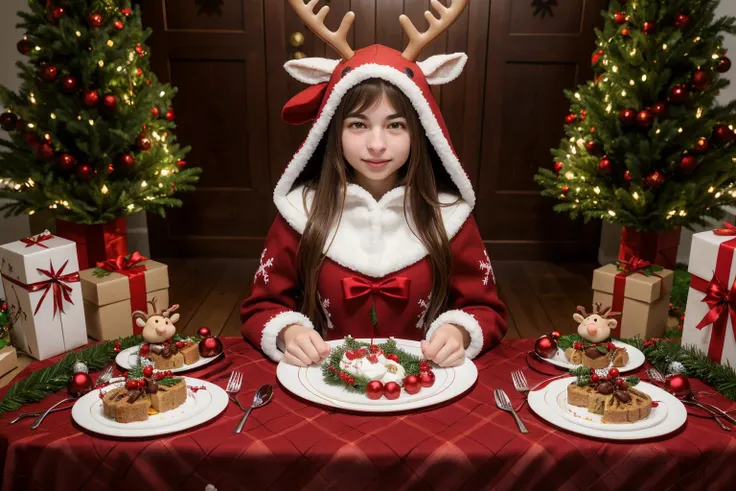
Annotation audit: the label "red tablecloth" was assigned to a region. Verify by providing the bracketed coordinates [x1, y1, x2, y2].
[1, 338, 735, 491]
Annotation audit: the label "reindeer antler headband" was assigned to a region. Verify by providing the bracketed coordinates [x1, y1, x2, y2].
[287, 0, 468, 61]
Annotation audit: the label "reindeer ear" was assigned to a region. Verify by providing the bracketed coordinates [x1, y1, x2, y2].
[135, 317, 146, 328]
[284, 57, 340, 84]
[169, 313, 180, 324]
[607, 319, 618, 330]
[417, 53, 467, 85]
[573, 313, 586, 324]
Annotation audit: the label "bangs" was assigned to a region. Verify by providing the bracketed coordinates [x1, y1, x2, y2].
[341, 78, 408, 118]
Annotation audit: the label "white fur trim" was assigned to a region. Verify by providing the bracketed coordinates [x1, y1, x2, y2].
[426, 309, 484, 359]
[274, 63, 475, 212]
[279, 183, 471, 278]
[283, 57, 340, 85]
[261, 311, 315, 362]
[417, 53, 468, 85]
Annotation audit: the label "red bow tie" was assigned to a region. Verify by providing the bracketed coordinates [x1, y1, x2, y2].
[341, 276, 411, 300]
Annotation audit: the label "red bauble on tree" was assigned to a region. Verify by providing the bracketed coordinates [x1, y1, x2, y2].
[51, 6, 65, 21]
[586, 140, 599, 154]
[88, 13, 103, 28]
[614, 11, 627, 24]
[692, 70, 712, 90]
[37, 143, 55, 161]
[121, 8, 133, 16]
[58, 153, 76, 171]
[669, 84, 688, 103]
[60, 75, 78, 93]
[673, 13, 690, 30]
[41, 65, 58, 82]
[717, 57, 732, 73]
[644, 171, 665, 189]
[365, 380, 383, 400]
[103, 94, 117, 110]
[679, 155, 698, 173]
[619, 108, 636, 126]
[0, 112, 17, 131]
[621, 28, 629, 37]
[599, 157, 613, 174]
[17, 39, 32, 55]
[591, 49, 604, 64]
[693, 137, 709, 153]
[713, 124, 734, 144]
[151, 107, 159, 118]
[83, 90, 99, 107]
[624, 170, 632, 181]
[636, 109, 654, 128]
[118, 154, 135, 168]
[664, 374, 691, 399]
[113, 20, 124, 31]
[23, 131, 40, 147]
[643, 21, 656, 34]
[136, 134, 152, 151]
[554, 161, 563, 174]
[176, 160, 187, 168]
[75, 164, 94, 180]
[651, 101, 667, 118]
[165, 108, 175, 121]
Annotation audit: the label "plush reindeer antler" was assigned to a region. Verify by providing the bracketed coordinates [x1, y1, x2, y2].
[131, 310, 149, 323]
[148, 297, 159, 313]
[161, 304, 180, 318]
[576, 305, 589, 317]
[599, 305, 612, 317]
[400, 0, 468, 61]
[288, 0, 355, 60]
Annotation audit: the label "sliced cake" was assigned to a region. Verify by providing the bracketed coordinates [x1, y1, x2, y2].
[178, 341, 200, 365]
[102, 387, 149, 423]
[150, 379, 187, 412]
[566, 369, 652, 425]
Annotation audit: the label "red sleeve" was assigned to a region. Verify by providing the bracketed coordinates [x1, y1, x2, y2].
[425, 215, 508, 358]
[240, 213, 315, 362]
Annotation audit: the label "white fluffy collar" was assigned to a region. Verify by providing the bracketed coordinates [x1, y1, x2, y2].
[275, 183, 472, 278]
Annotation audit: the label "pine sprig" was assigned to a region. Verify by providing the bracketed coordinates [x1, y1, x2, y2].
[0, 335, 143, 414]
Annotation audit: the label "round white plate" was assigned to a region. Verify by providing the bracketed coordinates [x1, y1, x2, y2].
[115, 344, 223, 373]
[72, 376, 228, 438]
[528, 378, 687, 440]
[277, 338, 478, 412]
[540, 340, 645, 373]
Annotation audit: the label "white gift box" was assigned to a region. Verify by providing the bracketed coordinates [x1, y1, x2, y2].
[681, 228, 736, 366]
[0, 231, 88, 360]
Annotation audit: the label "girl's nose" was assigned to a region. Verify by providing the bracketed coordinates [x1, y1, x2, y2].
[367, 130, 387, 153]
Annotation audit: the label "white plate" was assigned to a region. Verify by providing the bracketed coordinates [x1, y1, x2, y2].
[540, 340, 645, 373]
[528, 378, 687, 440]
[277, 338, 478, 412]
[72, 376, 228, 438]
[115, 344, 223, 373]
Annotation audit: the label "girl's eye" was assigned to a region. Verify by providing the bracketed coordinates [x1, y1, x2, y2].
[348, 121, 365, 129]
[388, 122, 406, 130]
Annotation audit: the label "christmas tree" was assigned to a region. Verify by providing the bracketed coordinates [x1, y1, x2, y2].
[535, 0, 736, 232]
[0, 0, 200, 224]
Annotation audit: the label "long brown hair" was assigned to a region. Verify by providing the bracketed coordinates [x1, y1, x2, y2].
[294, 78, 461, 334]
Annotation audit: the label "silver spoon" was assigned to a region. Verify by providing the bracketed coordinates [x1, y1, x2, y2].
[234, 385, 273, 434]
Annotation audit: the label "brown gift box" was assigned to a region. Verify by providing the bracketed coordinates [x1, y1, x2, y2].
[591, 263, 674, 339]
[79, 260, 169, 340]
[0, 344, 18, 378]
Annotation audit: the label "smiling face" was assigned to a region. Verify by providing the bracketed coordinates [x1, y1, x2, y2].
[573, 313, 617, 343]
[139, 314, 179, 343]
[341, 88, 412, 198]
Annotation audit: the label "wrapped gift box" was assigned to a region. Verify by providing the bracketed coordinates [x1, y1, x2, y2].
[80, 257, 169, 340]
[0, 344, 18, 378]
[681, 227, 736, 365]
[0, 232, 88, 360]
[592, 263, 674, 339]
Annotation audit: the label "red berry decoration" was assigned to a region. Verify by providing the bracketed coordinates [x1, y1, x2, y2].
[713, 124, 734, 144]
[137, 379, 146, 389]
[606, 342, 616, 351]
[619, 108, 636, 126]
[586, 140, 599, 154]
[621, 28, 629, 37]
[88, 13, 103, 28]
[198, 336, 223, 357]
[598, 157, 612, 174]
[366, 380, 384, 400]
[76, 164, 94, 180]
[650, 101, 667, 118]
[624, 170, 632, 181]
[165, 108, 175, 121]
[41, 65, 58, 82]
[564, 113, 577, 125]
[534, 334, 558, 358]
[669, 85, 688, 103]
[590, 374, 599, 383]
[679, 155, 698, 173]
[121, 8, 133, 16]
[345, 350, 357, 361]
[83, 90, 99, 107]
[573, 341, 582, 350]
[383, 381, 401, 400]
[367, 354, 379, 363]
[665, 374, 691, 398]
[608, 367, 620, 378]
[60, 75, 78, 93]
[642, 21, 656, 34]
[644, 171, 665, 189]
[139, 344, 150, 356]
[554, 161, 563, 174]
[143, 366, 154, 377]
[136, 67, 143, 76]
[717, 57, 732, 73]
[673, 13, 690, 30]
[125, 379, 138, 390]
[551, 331, 561, 339]
[385, 353, 400, 363]
[103, 94, 117, 110]
[561, 186, 569, 193]
[636, 109, 654, 128]
[614, 11, 627, 24]
[151, 107, 159, 118]
[176, 160, 187, 168]
[17, 39, 32, 55]
[419, 371, 436, 388]
[403, 375, 421, 395]
[591, 49, 604, 64]
[154, 372, 165, 381]
[197, 327, 211, 337]
[113, 20, 124, 31]
[51, 6, 65, 21]
[37, 143, 55, 161]
[118, 153, 135, 168]
[692, 70, 712, 91]
[136, 133, 152, 151]
[0, 112, 18, 131]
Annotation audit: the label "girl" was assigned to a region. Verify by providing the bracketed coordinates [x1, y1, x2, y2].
[241, 0, 507, 368]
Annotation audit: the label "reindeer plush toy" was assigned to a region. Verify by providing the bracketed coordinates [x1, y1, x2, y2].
[131, 299, 200, 369]
[565, 303, 628, 369]
[133, 298, 180, 344]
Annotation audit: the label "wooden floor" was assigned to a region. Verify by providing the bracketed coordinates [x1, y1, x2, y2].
[0, 260, 595, 388]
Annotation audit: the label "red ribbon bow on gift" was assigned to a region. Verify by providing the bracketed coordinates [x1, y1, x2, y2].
[694, 273, 736, 353]
[1, 260, 80, 318]
[618, 256, 653, 273]
[713, 222, 736, 236]
[341, 276, 411, 300]
[96, 251, 148, 273]
[20, 233, 54, 249]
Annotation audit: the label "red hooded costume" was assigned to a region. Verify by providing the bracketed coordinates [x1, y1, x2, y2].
[241, 1, 507, 362]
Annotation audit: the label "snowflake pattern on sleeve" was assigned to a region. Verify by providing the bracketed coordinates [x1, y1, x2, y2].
[416, 292, 432, 329]
[254, 248, 274, 285]
[479, 249, 495, 286]
[318, 292, 335, 330]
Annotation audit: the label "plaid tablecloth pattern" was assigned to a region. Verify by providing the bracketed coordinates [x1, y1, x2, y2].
[1, 338, 735, 491]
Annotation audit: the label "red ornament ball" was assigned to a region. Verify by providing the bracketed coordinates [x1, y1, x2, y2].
[614, 11, 627, 25]
[651, 101, 667, 118]
[419, 371, 436, 388]
[137, 379, 147, 389]
[636, 109, 654, 128]
[41, 65, 58, 82]
[561, 185, 569, 193]
[113, 20, 124, 31]
[554, 161, 563, 173]
[165, 108, 175, 121]
[643, 21, 656, 34]
[403, 375, 421, 395]
[608, 367, 620, 378]
[679, 155, 698, 172]
[135, 44, 144, 55]
[383, 381, 401, 400]
[624, 170, 632, 181]
[692, 70, 712, 91]
[713, 124, 734, 144]
[136, 134, 152, 151]
[599, 157, 613, 174]
[717, 57, 732, 73]
[75, 164, 94, 180]
[673, 13, 690, 30]
[68, 372, 94, 396]
[125, 379, 139, 391]
[121, 8, 133, 17]
[385, 353, 400, 363]
[693, 137, 709, 153]
[151, 107, 159, 118]
[564, 113, 577, 125]
[551, 330, 561, 339]
[175, 341, 185, 349]
[586, 140, 599, 154]
[143, 366, 154, 377]
[590, 374, 599, 383]
[573, 341, 583, 350]
[366, 380, 384, 400]
[644, 171, 665, 189]
[118, 153, 135, 168]
[621, 28, 629, 37]
[88, 13, 103, 28]
[103, 94, 117, 110]
[197, 327, 211, 337]
[176, 160, 187, 168]
[60, 75, 78, 93]
[619, 108, 636, 126]
[198, 336, 223, 357]
[23, 131, 40, 147]
[136, 67, 143, 76]
[669, 84, 688, 103]
[665, 374, 691, 398]
[83, 90, 99, 107]
[51, 6, 65, 21]
[591, 49, 604, 64]
[139, 344, 150, 356]
[17, 39, 32, 55]
[534, 335, 558, 358]
[37, 143, 55, 161]
[0, 112, 18, 131]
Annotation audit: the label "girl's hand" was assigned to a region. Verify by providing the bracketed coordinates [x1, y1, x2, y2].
[279, 324, 331, 367]
[420, 324, 470, 367]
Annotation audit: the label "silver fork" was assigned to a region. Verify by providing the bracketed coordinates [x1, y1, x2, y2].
[511, 371, 530, 397]
[494, 388, 528, 434]
[225, 371, 246, 411]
